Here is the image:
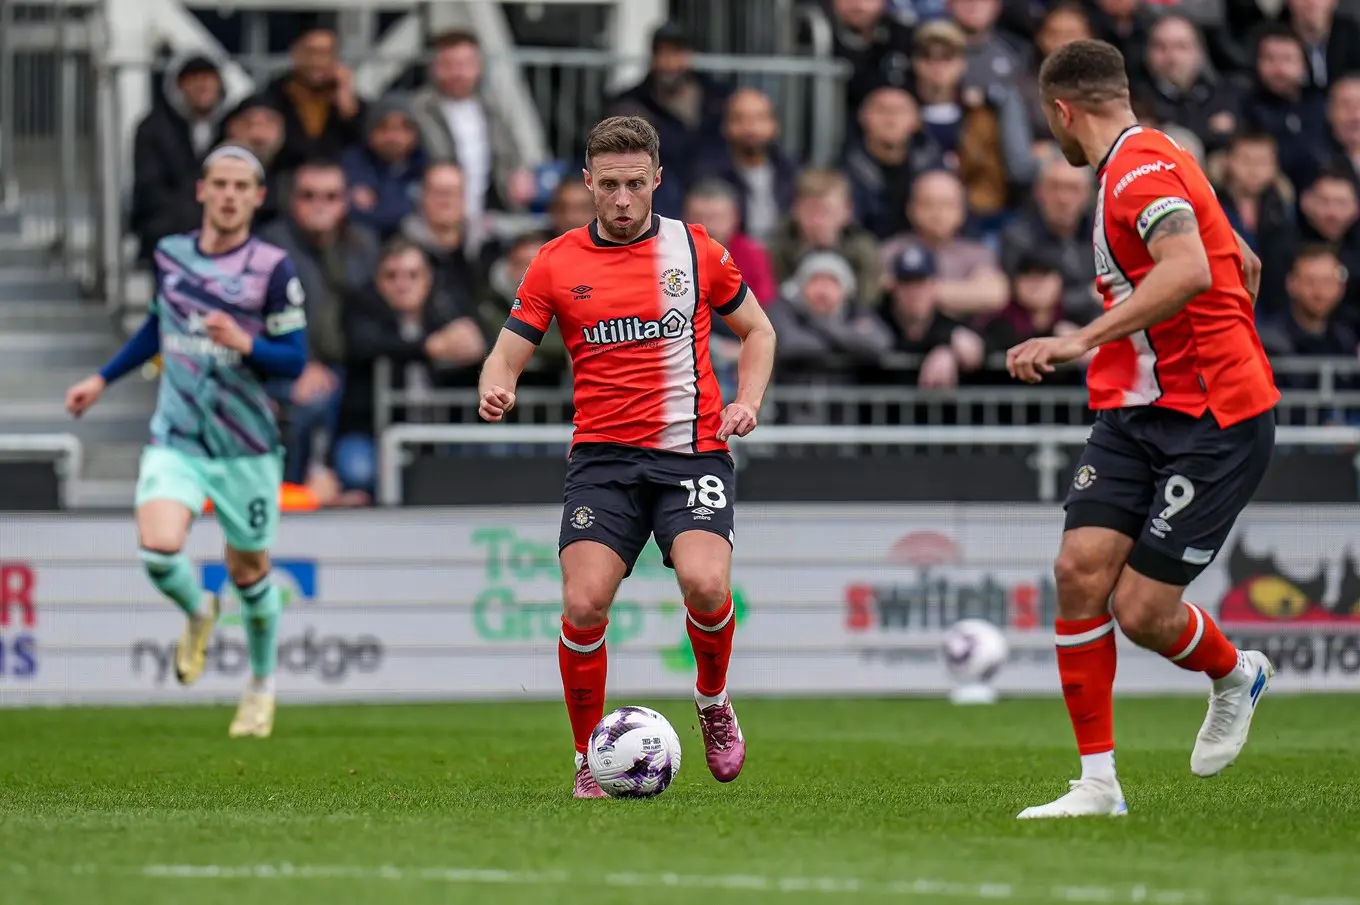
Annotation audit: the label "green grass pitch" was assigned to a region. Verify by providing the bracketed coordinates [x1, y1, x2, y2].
[1, 696, 1357, 905]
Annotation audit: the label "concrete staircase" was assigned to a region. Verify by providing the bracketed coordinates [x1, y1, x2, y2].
[0, 209, 155, 508]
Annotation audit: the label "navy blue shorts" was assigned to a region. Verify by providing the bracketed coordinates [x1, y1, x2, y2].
[1064, 407, 1275, 586]
[558, 443, 736, 576]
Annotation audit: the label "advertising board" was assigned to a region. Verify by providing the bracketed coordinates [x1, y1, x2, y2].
[1, 504, 1356, 705]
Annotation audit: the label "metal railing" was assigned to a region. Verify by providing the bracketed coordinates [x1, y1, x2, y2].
[0, 0, 106, 286]
[373, 356, 1360, 435]
[376, 423, 1360, 507]
[0, 433, 85, 508]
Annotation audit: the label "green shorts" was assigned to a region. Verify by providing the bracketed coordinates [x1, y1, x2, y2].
[135, 446, 283, 551]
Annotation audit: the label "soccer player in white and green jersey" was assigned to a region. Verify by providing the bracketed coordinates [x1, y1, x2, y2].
[65, 146, 307, 738]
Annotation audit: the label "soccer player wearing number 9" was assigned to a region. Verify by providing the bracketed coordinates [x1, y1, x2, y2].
[1007, 42, 1281, 819]
[478, 116, 777, 799]
[64, 147, 307, 739]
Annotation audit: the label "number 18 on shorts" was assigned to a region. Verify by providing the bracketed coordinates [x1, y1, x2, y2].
[558, 443, 736, 576]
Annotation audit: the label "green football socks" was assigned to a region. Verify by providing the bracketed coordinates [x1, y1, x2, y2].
[235, 575, 281, 680]
[139, 548, 202, 617]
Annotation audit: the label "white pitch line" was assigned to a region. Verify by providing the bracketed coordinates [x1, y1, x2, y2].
[126, 864, 1360, 905]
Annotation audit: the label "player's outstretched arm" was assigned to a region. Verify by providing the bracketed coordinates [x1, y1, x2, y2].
[717, 294, 777, 440]
[1073, 209, 1212, 351]
[478, 329, 537, 422]
[66, 311, 162, 417]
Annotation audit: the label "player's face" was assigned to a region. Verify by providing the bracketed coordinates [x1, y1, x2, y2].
[1044, 99, 1089, 167]
[197, 157, 263, 235]
[584, 151, 658, 242]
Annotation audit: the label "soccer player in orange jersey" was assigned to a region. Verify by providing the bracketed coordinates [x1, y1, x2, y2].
[478, 116, 777, 798]
[1006, 40, 1280, 818]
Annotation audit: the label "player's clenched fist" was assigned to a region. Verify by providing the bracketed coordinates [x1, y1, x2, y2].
[479, 386, 516, 422]
[717, 402, 758, 441]
[64, 375, 106, 418]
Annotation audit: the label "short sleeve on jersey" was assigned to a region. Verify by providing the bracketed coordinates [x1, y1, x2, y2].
[505, 252, 554, 345]
[1107, 152, 1195, 247]
[264, 256, 307, 337]
[705, 234, 748, 316]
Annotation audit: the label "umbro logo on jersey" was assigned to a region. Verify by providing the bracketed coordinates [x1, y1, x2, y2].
[571, 285, 593, 299]
[581, 308, 687, 345]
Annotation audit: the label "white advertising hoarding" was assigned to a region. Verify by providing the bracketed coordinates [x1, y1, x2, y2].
[1, 504, 1357, 705]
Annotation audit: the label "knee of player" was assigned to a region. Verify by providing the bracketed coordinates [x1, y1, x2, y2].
[1053, 549, 1110, 610]
[226, 554, 271, 589]
[1110, 589, 1170, 645]
[138, 546, 184, 577]
[562, 587, 611, 629]
[679, 571, 730, 613]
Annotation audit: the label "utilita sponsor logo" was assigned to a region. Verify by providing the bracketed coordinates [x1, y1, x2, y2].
[131, 629, 383, 684]
[0, 562, 38, 679]
[581, 309, 686, 345]
[1112, 160, 1176, 197]
[845, 532, 1055, 632]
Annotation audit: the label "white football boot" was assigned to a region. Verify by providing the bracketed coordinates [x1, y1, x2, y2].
[1017, 777, 1128, 819]
[1190, 650, 1273, 777]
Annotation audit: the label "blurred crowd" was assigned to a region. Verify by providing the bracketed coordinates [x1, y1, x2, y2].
[128, 0, 1360, 503]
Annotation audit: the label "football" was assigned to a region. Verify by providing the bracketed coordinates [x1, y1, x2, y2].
[941, 618, 1010, 684]
[586, 705, 682, 798]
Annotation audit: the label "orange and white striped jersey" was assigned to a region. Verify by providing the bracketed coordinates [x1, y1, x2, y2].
[506, 215, 748, 453]
[1089, 126, 1279, 428]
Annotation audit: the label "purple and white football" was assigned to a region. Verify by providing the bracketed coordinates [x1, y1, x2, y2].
[941, 618, 1009, 683]
[586, 705, 682, 798]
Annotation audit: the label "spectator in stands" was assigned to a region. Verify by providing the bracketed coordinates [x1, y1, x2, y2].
[546, 180, 595, 237]
[685, 179, 778, 399]
[830, 0, 915, 130]
[401, 162, 478, 309]
[1242, 24, 1330, 189]
[1265, 167, 1360, 315]
[908, 21, 1034, 221]
[1258, 245, 1359, 392]
[477, 230, 568, 384]
[410, 30, 536, 229]
[221, 95, 286, 229]
[1000, 150, 1097, 319]
[1316, 76, 1360, 186]
[262, 24, 365, 175]
[1036, 3, 1094, 61]
[1215, 133, 1295, 296]
[610, 23, 729, 219]
[684, 180, 777, 309]
[983, 248, 1094, 369]
[1087, 0, 1151, 85]
[692, 89, 798, 245]
[1136, 15, 1240, 155]
[335, 238, 486, 499]
[881, 169, 1009, 317]
[948, 0, 1041, 129]
[767, 169, 881, 310]
[340, 97, 427, 240]
[844, 86, 945, 239]
[1281, 0, 1360, 97]
[767, 251, 894, 386]
[131, 52, 229, 262]
[260, 160, 380, 485]
[880, 243, 985, 389]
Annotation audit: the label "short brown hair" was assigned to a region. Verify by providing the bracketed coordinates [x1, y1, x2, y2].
[793, 168, 850, 201]
[1038, 39, 1129, 106]
[378, 236, 429, 268]
[584, 116, 661, 169]
[431, 29, 478, 52]
[1294, 243, 1341, 267]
